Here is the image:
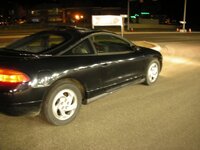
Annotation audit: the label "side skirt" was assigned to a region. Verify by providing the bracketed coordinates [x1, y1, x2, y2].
[85, 77, 145, 104]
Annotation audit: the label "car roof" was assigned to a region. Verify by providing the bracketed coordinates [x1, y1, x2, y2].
[6, 25, 123, 55]
[48, 25, 116, 37]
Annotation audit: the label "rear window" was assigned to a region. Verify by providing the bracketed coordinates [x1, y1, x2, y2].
[6, 32, 71, 53]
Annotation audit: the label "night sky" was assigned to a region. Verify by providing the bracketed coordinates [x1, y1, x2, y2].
[1, 0, 199, 28]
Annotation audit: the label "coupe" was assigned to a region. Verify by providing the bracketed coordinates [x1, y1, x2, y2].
[0, 26, 162, 125]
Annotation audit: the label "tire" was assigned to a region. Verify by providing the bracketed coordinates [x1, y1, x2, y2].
[144, 59, 160, 85]
[42, 80, 82, 126]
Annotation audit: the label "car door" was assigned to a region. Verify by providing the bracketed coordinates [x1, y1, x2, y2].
[90, 33, 146, 90]
[62, 38, 107, 98]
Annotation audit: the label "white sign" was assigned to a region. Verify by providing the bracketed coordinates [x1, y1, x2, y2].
[120, 14, 127, 18]
[92, 15, 123, 27]
[92, 15, 126, 37]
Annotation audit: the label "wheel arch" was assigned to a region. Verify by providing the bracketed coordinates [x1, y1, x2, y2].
[147, 55, 162, 72]
[43, 77, 87, 104]
[41, 77, 85, 125]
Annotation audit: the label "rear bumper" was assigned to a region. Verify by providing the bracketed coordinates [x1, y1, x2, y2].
[0, 83, 47, 116]
[0, 100, 42, 116]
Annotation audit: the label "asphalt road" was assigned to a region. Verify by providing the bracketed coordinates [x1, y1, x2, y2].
[0, 33, 200, 150]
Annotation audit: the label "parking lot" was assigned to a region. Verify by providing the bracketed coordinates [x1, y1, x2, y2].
[0, 35, 200, 150]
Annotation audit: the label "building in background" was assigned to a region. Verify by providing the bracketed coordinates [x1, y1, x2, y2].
[0, 0, 179, 28]
[28, 4, 125, 27]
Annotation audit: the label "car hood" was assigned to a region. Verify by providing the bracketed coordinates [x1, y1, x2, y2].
[138, 46, 162, 56]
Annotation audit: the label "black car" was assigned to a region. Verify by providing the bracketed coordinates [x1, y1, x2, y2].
[0, 26, 162, 125]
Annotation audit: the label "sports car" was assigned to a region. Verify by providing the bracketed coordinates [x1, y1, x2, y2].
[0, 26, 162, 125]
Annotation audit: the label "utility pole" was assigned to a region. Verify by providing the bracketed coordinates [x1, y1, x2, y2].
[127, 0, 130, 31]
[182, 0, 187, 32]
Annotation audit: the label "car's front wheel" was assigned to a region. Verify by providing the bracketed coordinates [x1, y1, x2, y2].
[144, 59, 160, 85]
[42, 80, 82, 125]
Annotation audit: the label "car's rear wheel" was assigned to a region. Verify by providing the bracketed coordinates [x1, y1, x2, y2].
[42, 80, 82, 125]
[144, 59, 160, 85]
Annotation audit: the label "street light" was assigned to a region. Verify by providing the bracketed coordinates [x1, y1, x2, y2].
[182, 0, 187, 32]
[127, 0, 130, 31]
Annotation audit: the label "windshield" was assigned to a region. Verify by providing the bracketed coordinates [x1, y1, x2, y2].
[6, 31, 71, 54]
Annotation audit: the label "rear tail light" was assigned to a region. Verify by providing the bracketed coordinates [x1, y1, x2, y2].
[0, 68, 30, 83]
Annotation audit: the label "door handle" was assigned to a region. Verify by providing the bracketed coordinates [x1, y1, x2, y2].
[101, 62, 110, 67]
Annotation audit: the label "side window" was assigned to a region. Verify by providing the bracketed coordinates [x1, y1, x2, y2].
[91, 34, 133, 54]
[48, 35, 65, 48]
[64, 39, 93, 55]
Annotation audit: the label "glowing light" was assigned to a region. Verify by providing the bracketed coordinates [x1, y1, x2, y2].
[141, 12, 150, 15]
[164, 56, 200, 66]
[75, 14, 80, 20]
[0, 68, 30, 83]
[74, 14, 84, 20]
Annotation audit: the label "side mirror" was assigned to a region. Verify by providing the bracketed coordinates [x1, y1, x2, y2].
[135, 46, 141, 51]
[131, 45, 141, 52]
